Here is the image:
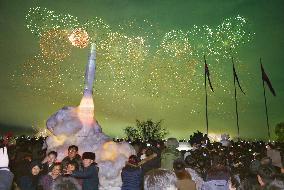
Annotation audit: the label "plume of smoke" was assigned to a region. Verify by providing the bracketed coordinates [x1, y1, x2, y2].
[45, 106, 135, 189]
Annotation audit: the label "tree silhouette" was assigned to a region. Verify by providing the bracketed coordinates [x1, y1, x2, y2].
[275, 122, 284, 142]
[124, 119, 168, 142]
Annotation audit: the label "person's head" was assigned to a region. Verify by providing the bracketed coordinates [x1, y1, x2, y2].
[51, 163, 62, 177]
[173, 159, 186, 171]
[52, 177, 81, 190]
[47, 151, 57, 164]
[266, 143, 274, 150]
[266, 176, 284, 190]
[82, 152, 96, 168]
[67, 161, 79, 172]
[145, 148, 154, 157]
[173, 159, 191, 180]
[166, 138, 179, 149]
[128, 155, 139, 165]
[30, 161, 42, 176]
[68, 145, 78, 159]
[185, 155, 195, 168]
[260, 157, 272, 166]
[257, 165, 276, 186]
[144, 169, 177, 190]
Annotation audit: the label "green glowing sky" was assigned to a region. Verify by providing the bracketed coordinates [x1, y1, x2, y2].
[0, 0, 283, 139]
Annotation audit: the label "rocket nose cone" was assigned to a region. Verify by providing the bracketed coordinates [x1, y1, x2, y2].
[90, 43, 96, 53]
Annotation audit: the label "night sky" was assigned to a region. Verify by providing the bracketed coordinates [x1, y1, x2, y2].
[0, 0, 283, 140]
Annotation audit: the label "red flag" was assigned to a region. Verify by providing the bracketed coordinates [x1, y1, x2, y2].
[233, 64, 245, 94]
[261, 63, 276, 96]
[205, 62, 214, 92]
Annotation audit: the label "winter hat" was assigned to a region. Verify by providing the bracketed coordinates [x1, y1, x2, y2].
[128, 155, 139, 165]
[82, 152, 96, 160]
[30, 160, 42, 170]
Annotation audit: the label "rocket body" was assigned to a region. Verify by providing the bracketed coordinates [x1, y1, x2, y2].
[84, 43, 96, 96]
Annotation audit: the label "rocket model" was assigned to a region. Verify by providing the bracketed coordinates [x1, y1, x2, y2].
[79, 43, 96, 109]
[83, 43, 96, 97]
[78, 43, 100, 135]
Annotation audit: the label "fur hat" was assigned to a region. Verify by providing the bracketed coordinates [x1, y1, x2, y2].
[30, 160, 42, 170]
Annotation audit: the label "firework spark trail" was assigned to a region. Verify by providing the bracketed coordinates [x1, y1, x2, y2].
[13, 7, 255, 117]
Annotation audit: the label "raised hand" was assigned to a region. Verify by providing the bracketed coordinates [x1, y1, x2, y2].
[0, 147, 9, 168]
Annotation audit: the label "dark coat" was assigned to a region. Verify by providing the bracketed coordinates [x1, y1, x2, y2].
[121, 164, 142, 190]
[19, 174, 41, 190]
[39, 174, 62, 190]
[41, 163, 55, 175]
[61, 154, 82, 170]
[71, 164, 99, 190]
[0, 169, 14, 190]
[141, 155, 160, 176]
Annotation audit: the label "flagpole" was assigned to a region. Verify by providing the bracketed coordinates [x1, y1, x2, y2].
[260, 58, 271, 138]
[232, 58, 240, 139]
[204, 55, 209, 135]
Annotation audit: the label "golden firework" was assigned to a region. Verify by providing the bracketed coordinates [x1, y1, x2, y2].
[68, 28, 89, 48]
[40, 29, 72, 61]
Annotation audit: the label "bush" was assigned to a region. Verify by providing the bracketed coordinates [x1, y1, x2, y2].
[124, 119, 168, 142]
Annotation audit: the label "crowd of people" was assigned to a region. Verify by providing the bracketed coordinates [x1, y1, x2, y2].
[0, 134, 284, 190]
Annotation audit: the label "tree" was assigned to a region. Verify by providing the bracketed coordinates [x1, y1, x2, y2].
[189, 130, 208, 145]
[124, 126, 139, 141]
[275, 122, 284, 142]
[124, 119, 168, 142]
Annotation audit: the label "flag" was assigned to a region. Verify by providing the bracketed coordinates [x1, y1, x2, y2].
[233, 64, 245, 94]
[261, 63, 276, 96]
[205, 62, 214, 92]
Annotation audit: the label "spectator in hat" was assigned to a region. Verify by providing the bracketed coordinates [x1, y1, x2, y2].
[121, 155, 142, 190]
[161, 138, 181, 170]
[67, 152, 99, 190]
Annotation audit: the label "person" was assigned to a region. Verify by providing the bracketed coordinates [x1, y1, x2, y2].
[257, 164, 284, 189]
[173, 159, 196, 190]
[61, 145, 82, 171]
[240, 160, 262, 190]
[14, 151, 32, 184]
[184, 155, 204, 190]
[42, 151, 58, 175]
[161, 138, 181, 170]
[144, 169, 177, 190]
[65, 161, 82, 187]
[266, 144, 283, 169]
[68, 152, 99, 190]
[140, 148, 159, 175]
[52, 177, 82, 190]
[39, 163, 62, 190]
[18, 160, 42, 190]
[201, 155, 230, 190]
[0, 147, 14, 190]
[66, 161, 79, 174]
[121, 155, 142, 190]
